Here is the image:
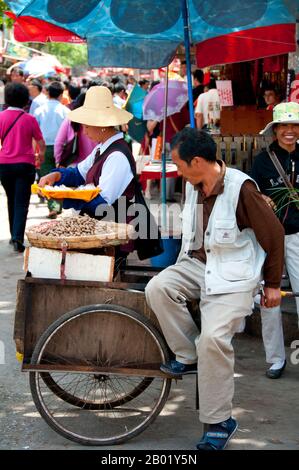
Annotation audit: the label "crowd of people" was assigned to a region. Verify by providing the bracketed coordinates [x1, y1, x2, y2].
[0, 70, 148, 240]
[0, 65, 220, 234]
[0, 63, 298, 451]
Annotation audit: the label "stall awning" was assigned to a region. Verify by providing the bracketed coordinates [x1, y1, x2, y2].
[6, 0, 298, 69]
[196, 24, 296, 68]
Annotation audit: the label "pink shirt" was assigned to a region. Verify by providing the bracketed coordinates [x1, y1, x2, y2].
[54, 118, 97, 165]
[0, 109, 44, 165]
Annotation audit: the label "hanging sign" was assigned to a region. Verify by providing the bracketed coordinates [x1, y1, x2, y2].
[216, 80, 234, 107]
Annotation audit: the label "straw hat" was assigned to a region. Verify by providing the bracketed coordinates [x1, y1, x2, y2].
[68, 86, 133, 127]
[260, 102, 299, 136]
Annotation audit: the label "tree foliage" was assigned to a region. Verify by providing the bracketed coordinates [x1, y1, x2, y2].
[41, 43, 88, 67]
[0, 0, 13, 28]
[0, 0, 88, 67]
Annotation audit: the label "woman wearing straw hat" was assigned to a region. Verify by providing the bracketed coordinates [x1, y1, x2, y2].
[251, 102, 299, 379]
[38, 86, 136, 259]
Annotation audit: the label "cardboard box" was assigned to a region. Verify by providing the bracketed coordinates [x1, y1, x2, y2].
[24, 247, 114, 282]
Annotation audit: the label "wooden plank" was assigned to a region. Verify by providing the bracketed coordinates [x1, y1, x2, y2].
[123, 264, 163, 273]
[221, 106, 272, 135]
[14, 280, 26, 354]
[22, 363, 175, 378]
[24, 307, 161, 364]
[24, 276, 145, 291]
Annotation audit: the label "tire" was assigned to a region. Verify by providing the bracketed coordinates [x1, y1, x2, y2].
[29, 304, 171, 446]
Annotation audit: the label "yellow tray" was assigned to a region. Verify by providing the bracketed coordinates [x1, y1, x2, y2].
[31, 184, 100, 202]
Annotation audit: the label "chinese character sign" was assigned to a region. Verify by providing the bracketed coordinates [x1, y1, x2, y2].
[216, 81, 234, 107]
[289, 80, 299, 104]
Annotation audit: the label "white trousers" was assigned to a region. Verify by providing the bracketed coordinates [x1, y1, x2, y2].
[145, 255, 254, 424]
[261, 232, 299, 364]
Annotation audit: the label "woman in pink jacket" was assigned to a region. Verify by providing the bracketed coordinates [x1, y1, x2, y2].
[0, 83, 45, 252]
[54, 93, 96, 167]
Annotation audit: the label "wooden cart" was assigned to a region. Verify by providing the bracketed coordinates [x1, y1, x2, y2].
[14, 264, 190, 446]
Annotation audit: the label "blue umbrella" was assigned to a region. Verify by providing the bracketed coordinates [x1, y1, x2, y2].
[7, 1, 297, 70]
[7, 0, 297, 223]
[125, 84, 148, 143]
[125, 84, 147, 120]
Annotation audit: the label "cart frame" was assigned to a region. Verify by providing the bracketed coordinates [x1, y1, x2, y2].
[14, 264, 196, 446]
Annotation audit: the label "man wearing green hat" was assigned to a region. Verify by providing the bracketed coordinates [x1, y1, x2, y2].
[252, 101, 299, 379]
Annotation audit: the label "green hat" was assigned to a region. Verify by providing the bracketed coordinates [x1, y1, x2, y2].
[260, 102, 299, 136]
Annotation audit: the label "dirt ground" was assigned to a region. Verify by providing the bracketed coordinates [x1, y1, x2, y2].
[0, 188, 298, 450]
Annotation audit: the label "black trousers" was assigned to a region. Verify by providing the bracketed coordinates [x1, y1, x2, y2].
[0, 163, 35, 243]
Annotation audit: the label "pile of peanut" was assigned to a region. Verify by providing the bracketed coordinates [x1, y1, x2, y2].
[29, 216, 118, 238]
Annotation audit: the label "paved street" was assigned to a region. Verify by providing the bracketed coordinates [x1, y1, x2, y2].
[0, 186, 299, 450]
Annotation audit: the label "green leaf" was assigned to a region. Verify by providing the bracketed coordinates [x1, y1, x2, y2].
[0, 1, 13, 28]
[40, 43, 88, 67]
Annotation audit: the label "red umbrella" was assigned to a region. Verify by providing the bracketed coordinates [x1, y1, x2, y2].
[5, 11, 84, 44]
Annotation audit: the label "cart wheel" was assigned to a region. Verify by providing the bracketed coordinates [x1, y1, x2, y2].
[40, 372, 153, 409]
[29, 304, 171, 446]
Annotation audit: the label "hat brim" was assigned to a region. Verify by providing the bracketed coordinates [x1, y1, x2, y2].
[68, 106, 133, 127]
[260, 119, 299, 136]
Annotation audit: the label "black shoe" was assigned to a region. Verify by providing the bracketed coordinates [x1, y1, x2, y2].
[13, 241, 25, 253]
[266, 360, 286, 379]
[160, 359, 197, 377]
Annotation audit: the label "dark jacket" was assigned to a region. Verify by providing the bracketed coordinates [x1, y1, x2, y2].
[251, 140, 299, 235]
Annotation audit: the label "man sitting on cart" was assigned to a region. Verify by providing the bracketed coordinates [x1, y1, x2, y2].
[145, 127, 284, 451]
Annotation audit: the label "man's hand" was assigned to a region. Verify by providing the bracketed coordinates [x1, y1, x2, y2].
[261, 287, 281, 308]
[38, 172, 61, 188]
[262, 194, 277, 211]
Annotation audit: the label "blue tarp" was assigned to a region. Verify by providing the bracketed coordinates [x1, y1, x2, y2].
[7, 0, 298, 68]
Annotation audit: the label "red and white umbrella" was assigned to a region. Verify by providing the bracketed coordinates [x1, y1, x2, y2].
[21, 55, 65, 75]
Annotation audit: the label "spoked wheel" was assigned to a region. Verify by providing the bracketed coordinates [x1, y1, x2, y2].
[40, 372, 153, 409]
[29, 304, 171, 446]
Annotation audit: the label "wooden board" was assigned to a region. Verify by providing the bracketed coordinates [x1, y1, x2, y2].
[14, 280, 27, 355]
[22, 363, 175, 378]
[221, 106, 272, 135]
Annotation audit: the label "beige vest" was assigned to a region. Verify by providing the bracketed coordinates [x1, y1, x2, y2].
[178, 168, 266, 295]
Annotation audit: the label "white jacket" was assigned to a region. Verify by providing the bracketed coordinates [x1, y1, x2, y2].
[177, 168, 266, 295]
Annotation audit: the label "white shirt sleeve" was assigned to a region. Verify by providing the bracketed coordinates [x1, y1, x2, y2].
[195, 93, 204, 115]
[62, 105, 70, 118]
[33, 107, 41, 124]
[99, 152, 133, 205]
[29, 101, 36, 116]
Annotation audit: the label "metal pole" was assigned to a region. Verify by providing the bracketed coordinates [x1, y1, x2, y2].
[181, 0, 195, 128]
[161, 65, 169, 229]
